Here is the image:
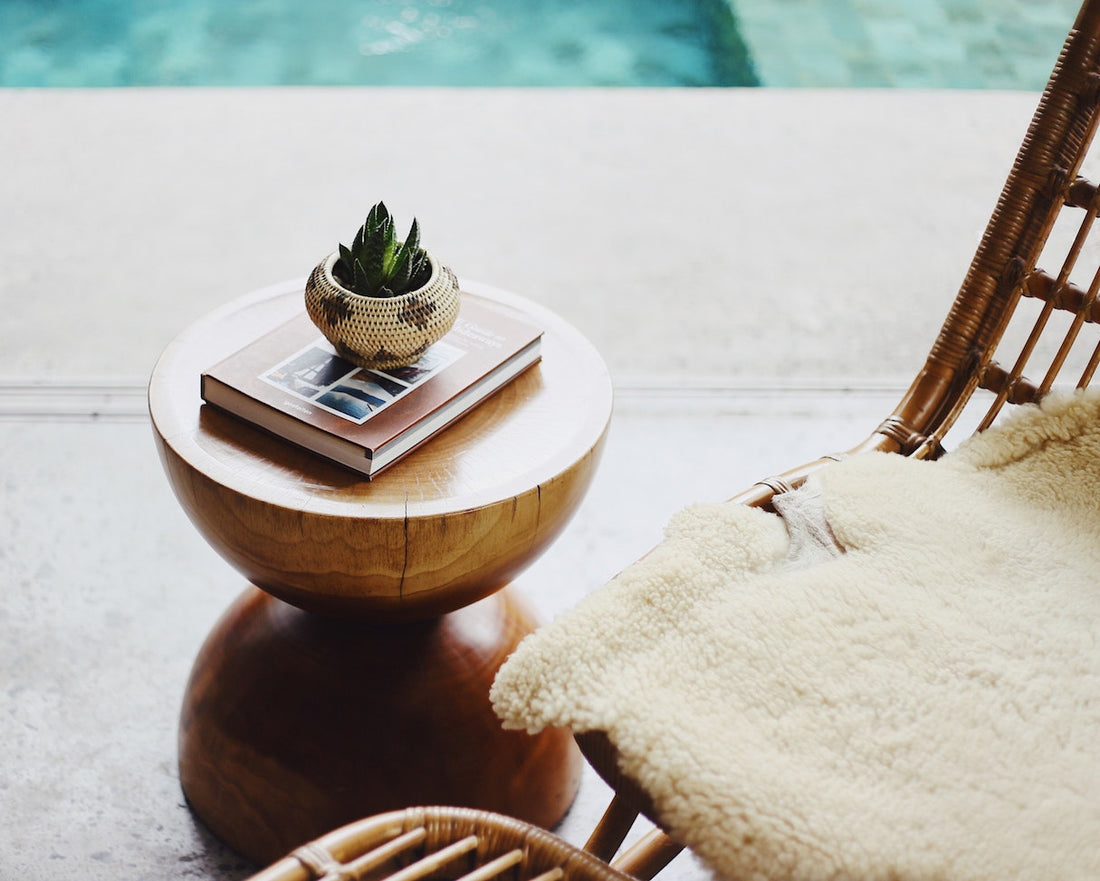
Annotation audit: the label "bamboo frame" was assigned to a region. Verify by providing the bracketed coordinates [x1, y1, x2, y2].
[725, 0, 1100, 504]
[864, 0, 1100, 456]
[247, 807, 635, 881]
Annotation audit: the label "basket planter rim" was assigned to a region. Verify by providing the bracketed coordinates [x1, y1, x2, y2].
[304, 246, 462, 370]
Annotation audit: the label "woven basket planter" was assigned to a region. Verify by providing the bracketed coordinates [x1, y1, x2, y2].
[304, 250, 461, 369]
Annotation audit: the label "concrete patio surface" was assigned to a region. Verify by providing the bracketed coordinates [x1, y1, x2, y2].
[1, 87, 1036, 382]
[1, 86, 1041, 879]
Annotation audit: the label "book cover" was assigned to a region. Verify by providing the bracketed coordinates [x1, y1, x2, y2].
[201, 293, 543, 477]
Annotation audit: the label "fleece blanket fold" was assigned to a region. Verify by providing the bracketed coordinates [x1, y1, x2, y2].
[491, 393, 1100, 881]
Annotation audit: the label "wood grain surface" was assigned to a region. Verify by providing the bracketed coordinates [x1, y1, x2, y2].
[180, 585, 584, 866]
[149, 280, 613, 619]
[152, 280, 608, 863]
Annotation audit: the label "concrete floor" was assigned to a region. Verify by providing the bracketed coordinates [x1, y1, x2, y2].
[1, 87, 1042, 879]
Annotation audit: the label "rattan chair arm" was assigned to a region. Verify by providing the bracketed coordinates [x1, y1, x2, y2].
[247, 807, 636, 881]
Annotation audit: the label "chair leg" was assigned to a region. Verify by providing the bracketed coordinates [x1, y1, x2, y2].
[582, 795, 685, 880]
[582, 794, 640, 862]
[610, 829, 684, 881]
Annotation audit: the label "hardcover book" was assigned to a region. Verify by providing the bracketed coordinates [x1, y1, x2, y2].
[200, 293, 543, 478]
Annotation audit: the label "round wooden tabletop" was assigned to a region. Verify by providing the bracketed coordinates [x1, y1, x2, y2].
[150, 279, 613, 619]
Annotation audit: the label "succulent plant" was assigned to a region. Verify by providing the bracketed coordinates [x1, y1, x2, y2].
[333, 202, 432, 298]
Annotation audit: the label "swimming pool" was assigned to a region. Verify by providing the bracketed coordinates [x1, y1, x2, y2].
[0, 0, 758, 87]
[0, 0, 1084, 90]
[735, 0, 1082, 90]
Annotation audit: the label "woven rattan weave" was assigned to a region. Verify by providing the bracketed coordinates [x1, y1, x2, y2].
[246, 807, 639, 881]
[304, 250, 461, 369]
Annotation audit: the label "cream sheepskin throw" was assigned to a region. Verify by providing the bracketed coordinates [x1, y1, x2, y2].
[491, 393, 1100, 881]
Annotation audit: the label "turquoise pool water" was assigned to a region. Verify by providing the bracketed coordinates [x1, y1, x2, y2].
[735, 0, 1082, 90]
[0, 0, 757, 87]
[0, 0, 1085, 90]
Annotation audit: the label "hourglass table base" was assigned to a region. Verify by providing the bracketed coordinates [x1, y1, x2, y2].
[179, 585, 583, 866]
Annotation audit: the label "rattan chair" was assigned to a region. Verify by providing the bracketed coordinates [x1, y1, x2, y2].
[247, 1, 1100, 878]
[245, 807, 644, 881]
[579, 0, 1100, 871]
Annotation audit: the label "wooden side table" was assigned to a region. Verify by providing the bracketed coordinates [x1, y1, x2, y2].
[149, 280, 613, 866]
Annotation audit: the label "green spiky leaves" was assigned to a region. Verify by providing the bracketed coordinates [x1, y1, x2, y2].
[333, 202, 432, 298]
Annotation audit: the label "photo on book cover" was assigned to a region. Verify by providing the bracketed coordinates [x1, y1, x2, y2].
[261, 338, 465, 425]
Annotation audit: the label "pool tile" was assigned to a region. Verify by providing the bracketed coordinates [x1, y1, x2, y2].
[730, 0, 1083, 89]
